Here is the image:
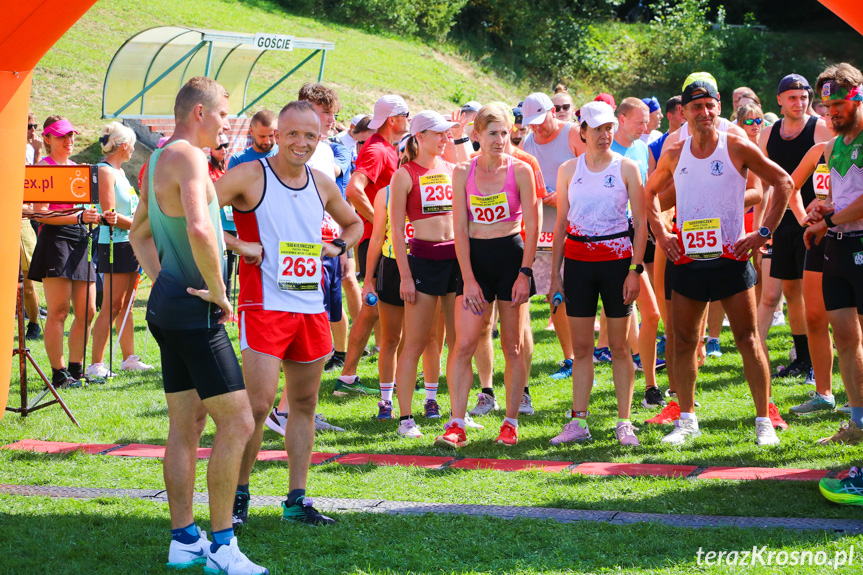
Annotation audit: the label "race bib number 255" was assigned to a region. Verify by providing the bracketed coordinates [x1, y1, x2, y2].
[681, 218, 721, 260]
[278, 242, 322, 291]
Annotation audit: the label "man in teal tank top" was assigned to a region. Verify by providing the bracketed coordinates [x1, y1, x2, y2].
[129, 77, 268, 575]
[804, 64, 863, 458]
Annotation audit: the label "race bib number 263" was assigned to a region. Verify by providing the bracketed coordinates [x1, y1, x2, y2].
[681, 218, 721, 260]
[278, 242, 322, 291]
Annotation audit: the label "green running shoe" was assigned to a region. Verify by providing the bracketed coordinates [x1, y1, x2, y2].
[332, 377, 380, 397]
[281, 496, 336, 525]
[820, 467, 863, 506]
[790, 391, 836, 415]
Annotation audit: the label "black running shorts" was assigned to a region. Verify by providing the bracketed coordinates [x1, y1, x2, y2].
[672, 258, 757, 302]
[822, 235, 863, 314]
[376, 256, 404, 307]
[770, 217, 805, 280]
[803, 236, 825, 274]
[564, 257, 633, 318]
[457, 234, 535, 302]
[148, 323, 245, 400]
[408, 255, 459, 296]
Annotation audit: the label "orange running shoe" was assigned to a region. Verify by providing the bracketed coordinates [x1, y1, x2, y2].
[495, 422, 518, 446]
[768, 402, 788, 430]
[646, 400, 680, 425]
[434, 423, 467, 448]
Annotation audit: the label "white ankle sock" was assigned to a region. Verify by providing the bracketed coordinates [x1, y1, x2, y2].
[380, 382, 394, 402]
[424, 381, 438, 401]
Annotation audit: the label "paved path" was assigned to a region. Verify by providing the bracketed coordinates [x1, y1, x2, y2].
[2, 483, 860, 533]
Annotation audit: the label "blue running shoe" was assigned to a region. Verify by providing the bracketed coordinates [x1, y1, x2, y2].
[805, 367, 816, 385]
[375, 400, 393, 421]
[424, 399, 441, 419]
[656, 335, 666, 355]
[706, 337, 722, 357]
[655, 358, 666, 371]
[550, 358, 573, 379]
[633, 353, 643, 371]
[593, 347, 612, 363]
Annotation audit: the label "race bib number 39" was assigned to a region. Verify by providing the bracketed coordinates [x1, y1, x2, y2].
[681, 218, 721, 260]
[537, 232, 553, 252]
[470, 192, 510, 224]
[278, 242, 322, 291]
[813, 164, 830, 201]
[420, 174, 453, 214]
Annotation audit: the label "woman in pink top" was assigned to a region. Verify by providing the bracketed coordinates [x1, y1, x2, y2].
[28, 116, 102, 388]
[436, 105, 539, 449]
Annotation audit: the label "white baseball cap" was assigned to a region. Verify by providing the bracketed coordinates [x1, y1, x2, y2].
[410, 111, 458, 136]
[461, 101, 482, 112]
[350, 114, 367, 126]
[521, 93, 553, 125]
[579, 101, 618, 128]
[368, 95, 410, 130]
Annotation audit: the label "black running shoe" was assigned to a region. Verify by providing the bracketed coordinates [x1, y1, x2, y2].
[232, 491, 250, 529]
[25, 322, 41, 341]
[323, 354, 345, 372]
[772, 359, 811, 380]
[54, 370, 83, 389]
[641, 386, 666, 409]
[281, 496, 336, 525]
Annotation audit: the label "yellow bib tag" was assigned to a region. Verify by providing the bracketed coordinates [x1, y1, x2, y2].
[681, 218, 722, 260]
[469, 192, 510, 224]
[278, 242, 322, 291]
[419, 173, 453, 214]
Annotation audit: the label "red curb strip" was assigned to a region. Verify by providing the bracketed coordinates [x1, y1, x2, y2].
[450, 458, 573, 472]
[0, 440, 835, 481]
[572, 462, 698, 478]
[338, 453, 453, 469]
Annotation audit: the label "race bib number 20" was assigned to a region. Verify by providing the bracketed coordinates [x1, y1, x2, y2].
[681, 218, 721, 260]
[278, 242, 322, 291]
[813, 164, 830, 201]
[470, 192, 510, 224]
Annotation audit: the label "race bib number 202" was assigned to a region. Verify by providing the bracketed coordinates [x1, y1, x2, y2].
[470, 192, 510, 224]
[681, 218, 721, 260]
[278, 242, 322, 291]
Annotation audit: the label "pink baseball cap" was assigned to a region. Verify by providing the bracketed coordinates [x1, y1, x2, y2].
[594, 93, 617, 110]
[42, 118, 78, 137]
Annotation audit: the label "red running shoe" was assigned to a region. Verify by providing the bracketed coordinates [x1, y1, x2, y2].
[768, 402, 788, 430]
[645, 401, 680, 425]
[434, 423, 467, 448]
[495, 422, 518, 446]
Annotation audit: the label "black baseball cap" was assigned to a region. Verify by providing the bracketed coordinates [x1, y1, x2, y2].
[777, 73, 810, 95]
[682, 80, 720, 105]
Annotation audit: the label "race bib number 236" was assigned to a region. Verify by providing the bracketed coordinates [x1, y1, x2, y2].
[278, 242, 322, 291]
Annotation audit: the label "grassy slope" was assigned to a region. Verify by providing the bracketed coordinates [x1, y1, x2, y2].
[32, 0, 522, 161]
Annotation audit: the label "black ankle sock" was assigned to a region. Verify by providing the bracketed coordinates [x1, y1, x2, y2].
[481, 387, 495, 397]
[399, 415, 412, 421]
[524, 387, 531, 396]
[792, 334, 811, 365]
[52, 368, 66, 384]
[68, 362, 83, 380]
[286, 489, 305, 507]
[334, 351, 346, 360]
[237, 483, 250, 495]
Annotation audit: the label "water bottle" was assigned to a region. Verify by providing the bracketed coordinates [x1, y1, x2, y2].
[365, 293, 378, 306]
[552, 291, 563, 313]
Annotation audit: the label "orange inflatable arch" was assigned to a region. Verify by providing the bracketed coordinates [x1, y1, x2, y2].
[0, 0, 860, 422]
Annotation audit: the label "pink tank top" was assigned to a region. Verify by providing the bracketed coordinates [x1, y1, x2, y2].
[465, 156, 522, 224]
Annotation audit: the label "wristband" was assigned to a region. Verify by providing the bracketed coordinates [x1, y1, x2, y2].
[824, 212, 836, 228]
[77, 211, 84, 224]
[454, 137, 470, 145]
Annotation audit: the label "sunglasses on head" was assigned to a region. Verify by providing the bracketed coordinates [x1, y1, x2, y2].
[554, 104, 571, 113]
[28, 123, 38, 130]
[743, 118, 763, 126]
[395, 112, 410, 120]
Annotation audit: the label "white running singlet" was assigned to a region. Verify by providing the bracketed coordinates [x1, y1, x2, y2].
[674, 132, 747, 264]
[565, 152, 632, 261]
[234, 159, 326, 313]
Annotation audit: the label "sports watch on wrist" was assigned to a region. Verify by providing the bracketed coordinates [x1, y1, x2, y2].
[330, 238, 347, 256]
[758, 226, 772, 239]
[519, 267, 533, 278]
[823, 212, 836, 228]
[629, 264, 644, 274]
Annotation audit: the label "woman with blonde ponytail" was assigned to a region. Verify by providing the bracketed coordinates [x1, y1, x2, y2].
[87, 122, 152, 378]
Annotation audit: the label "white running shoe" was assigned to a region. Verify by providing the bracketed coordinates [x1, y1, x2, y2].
[264, 408, 287, 437]
[167, 527, 210, 569]
[518, 392, 535, 415]
[121, 354, 154, 371]
[755, 420, 780, 446]
[772, 310, 786, 327]
[204, 536, 268, 575]
[314, 413, 345, 432]
[397, 418, 423, 438]
[86, 363, 116, 379]
[661, 418, 701, 445]
[463, 415, 484, 429]
[468, 392, 499, 416]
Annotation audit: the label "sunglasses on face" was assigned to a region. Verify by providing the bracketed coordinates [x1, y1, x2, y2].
[743, 118, 763, 126]
[554, 104, 572, 113]
[28, 123, 38, 130]
[215, 144, 229, 150]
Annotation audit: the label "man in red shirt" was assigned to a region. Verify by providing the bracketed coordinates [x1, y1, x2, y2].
[336, 95, 410, 395]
